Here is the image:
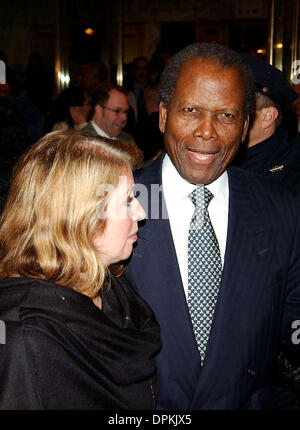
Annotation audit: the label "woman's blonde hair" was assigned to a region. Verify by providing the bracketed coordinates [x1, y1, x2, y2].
[0, 130, 143, 298]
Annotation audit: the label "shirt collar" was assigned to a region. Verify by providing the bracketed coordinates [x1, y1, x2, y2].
[91, 121, 116, 140]
[162, 153, 228, 206]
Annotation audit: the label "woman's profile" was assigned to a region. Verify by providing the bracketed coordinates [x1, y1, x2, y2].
[0, 130, 161, 410]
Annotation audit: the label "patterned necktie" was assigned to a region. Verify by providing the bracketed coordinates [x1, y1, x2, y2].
[188, 186, 222, 364]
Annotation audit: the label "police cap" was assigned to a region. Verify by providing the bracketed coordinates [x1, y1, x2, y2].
[241, 53, 297, 111]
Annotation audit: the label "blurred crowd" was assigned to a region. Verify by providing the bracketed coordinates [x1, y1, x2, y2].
[0, 47, 300, 209]
[0, 49, 170, 166]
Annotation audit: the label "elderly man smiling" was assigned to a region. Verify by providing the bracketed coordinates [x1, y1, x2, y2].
[125, 42, 300, 410]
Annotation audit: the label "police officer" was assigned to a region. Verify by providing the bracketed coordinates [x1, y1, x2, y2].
[234, 53, 300, 409]
[234, 54, 300, 192]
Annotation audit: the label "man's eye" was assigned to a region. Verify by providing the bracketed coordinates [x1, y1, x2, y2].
[219, 112, 236, 123]
[182, 107, 198, 114]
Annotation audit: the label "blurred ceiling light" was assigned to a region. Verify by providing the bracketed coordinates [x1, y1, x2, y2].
[84, 28, 95, 36]
[275, 43, 283, 49]
[58, 71, 70, 86]
[256, 48, 266, 54]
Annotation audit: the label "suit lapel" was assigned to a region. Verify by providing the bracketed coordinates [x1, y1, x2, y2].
[190, 166, 275, 408]
[82, 122, 98, 137]
[131, 155, 202, 406]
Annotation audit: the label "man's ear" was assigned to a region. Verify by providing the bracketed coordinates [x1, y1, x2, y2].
[93, 104, 103, 120]
[262, 107, 278, 130]
[159, 101, 167, 133]
[241, 115, 250, 143]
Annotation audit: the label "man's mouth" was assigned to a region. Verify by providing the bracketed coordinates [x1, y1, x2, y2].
[187, 149, 217, 164]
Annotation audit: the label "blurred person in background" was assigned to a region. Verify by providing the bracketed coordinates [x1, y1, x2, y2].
[125, 57, 149, 125]
[134, 85, 164, 163]
[77, 60, 109, 96]
[0, 97, 31, 211]
[82, 83, 134, 142]
[25, 52, 53, 115]
[0, 51, 44, 144]
[46, 86, 90, 132]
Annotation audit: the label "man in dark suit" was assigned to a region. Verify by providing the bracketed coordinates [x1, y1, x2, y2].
[82, 83, 134, 142]
[125, 42, 300, 410]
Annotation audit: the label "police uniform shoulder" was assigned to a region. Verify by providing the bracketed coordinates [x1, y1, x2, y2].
[230, 164, 299, 202]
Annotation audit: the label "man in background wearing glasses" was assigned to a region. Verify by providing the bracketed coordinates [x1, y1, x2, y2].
[82, 83, 134, 142]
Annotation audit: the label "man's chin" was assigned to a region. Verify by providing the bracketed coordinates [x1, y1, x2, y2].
[178, 165, 220, 185]
[112, 127, 122, 136]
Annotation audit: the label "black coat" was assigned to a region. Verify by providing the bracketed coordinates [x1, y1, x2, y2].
[234, 128, 300, 192]
[0, 275, 161, 410]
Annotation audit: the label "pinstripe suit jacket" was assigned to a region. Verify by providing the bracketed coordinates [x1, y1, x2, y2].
[125, 152, 300, 410]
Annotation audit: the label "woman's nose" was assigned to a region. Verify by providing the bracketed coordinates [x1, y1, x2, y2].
[132, 198, 146, 221]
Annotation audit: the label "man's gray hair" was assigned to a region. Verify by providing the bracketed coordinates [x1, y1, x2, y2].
[158, 42, 256, 116]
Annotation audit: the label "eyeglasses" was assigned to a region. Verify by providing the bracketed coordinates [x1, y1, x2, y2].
[100, 105, 129, 116]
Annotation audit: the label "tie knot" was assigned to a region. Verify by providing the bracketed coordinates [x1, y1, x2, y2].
[190, 186, 213, 210]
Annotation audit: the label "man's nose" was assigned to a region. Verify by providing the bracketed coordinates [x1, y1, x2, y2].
[193, 112, 217, 140]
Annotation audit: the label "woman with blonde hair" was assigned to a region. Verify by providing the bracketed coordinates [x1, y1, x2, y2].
[0, 130, 161, 409]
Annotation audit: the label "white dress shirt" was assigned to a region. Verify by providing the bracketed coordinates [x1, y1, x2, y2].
[162, 154, 229, 299]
